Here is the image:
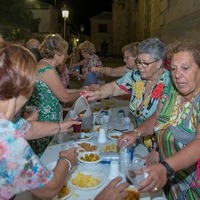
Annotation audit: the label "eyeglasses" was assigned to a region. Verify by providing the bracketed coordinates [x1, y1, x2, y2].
[135, 58, 159, 68]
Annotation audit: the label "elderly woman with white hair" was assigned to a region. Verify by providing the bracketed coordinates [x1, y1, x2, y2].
[83, 37, 171, 165]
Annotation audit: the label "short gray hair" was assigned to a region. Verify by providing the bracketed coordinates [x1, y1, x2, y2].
[137, 37, 166, 60]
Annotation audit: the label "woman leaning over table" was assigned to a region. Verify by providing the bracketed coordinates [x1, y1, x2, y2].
[91, 42, 139, 77]
[0, 45, 128, 200]
[27, 34, 81, 156]
[118, 40, 200, 199]
[83, 37, 170, 165]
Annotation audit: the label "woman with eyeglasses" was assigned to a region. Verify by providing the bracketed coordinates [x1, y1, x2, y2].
[82, 37, 170, 165]
[26, 34, 81, 156]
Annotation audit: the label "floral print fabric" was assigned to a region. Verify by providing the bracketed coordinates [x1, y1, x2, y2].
[82, 54, 103, 75]
[0, 118, 53, 199]
[116, 69, 170, 125]
[116, 69, 170, 150]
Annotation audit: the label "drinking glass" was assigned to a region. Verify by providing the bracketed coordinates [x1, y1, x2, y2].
[125, 156, 148, 189]
[72, 118, 82, 133]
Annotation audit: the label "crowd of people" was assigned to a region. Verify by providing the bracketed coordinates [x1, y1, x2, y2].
[0, 32, 200, 200]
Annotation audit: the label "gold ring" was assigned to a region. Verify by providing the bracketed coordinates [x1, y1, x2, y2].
[154, 187, 158, 191]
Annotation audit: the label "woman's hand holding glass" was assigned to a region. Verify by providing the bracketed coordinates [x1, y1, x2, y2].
[138, 163, 168, 193]
[61, 119, 81, 133]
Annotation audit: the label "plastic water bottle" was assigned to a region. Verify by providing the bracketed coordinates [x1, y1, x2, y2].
[119, 140, 134, 174]
[118, 109, 126, 123]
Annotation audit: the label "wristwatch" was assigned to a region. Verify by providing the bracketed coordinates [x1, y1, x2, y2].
[160, 160, 175, 181]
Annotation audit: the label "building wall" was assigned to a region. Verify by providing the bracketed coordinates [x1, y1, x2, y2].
[31, 6, 58, 33]
[159, 0, 200, 43]
[112, 0, 200, 55]
[90, 12, 112, 55]
[112, 0, 131, 56]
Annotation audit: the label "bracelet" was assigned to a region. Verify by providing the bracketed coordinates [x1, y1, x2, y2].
[58, 157, 72, 172]
[57, 122, 61, 134]
[133, 129, 141, 139]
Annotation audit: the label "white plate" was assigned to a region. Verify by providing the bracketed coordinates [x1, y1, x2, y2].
[107, 131, 122, 141]
[57, 184, 73, 200]
[72, 141, 99, 152]
[79, 133, 93, 141]
[69, 171, 105, 190]
[78, 152, 102, 166]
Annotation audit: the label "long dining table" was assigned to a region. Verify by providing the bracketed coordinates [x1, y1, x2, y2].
[14, 98, 166, 200]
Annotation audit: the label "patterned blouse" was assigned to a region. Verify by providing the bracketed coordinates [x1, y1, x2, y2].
[116, 69, 170, 150]
[81, 54, 103, 75]
[155, 81, 200, 199]
[116, 69, 170, 125]
[0, 117, 53, 199]
[27, 66, 62, 156]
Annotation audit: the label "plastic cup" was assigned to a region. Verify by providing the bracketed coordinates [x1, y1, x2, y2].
[72, 118, 82, 133]
[125, 157, 148, 189]
[108, 160, 119, 180]
[98, 127, 106, 143]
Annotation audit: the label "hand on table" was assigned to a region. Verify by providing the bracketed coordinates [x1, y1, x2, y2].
[95, 177, 129, 200]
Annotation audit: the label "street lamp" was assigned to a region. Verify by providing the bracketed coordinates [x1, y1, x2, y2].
[80, 24, 84, 42]
[62, 5, 69, 40]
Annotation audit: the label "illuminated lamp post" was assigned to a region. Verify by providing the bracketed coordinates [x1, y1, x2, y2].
[62, 5, 69, 40]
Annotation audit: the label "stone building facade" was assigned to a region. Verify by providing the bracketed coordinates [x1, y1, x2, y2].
[112, 0, 200, 56]
[90, 12, 112, 56]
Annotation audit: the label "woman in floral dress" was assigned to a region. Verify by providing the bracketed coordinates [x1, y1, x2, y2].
[27, 34, 81, 156]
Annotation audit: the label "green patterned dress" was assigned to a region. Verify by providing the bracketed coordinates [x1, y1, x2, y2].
[27, 66, 62, 157]
[155, 81, 200, 200]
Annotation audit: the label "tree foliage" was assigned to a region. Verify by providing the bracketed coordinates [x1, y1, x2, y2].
[0, 0, 33, 40]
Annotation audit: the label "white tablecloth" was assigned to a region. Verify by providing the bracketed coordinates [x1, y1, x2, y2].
[14, 105, 166, 200]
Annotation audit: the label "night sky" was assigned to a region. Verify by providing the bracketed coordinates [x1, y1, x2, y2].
[40, 0, 113, 34]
